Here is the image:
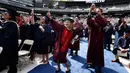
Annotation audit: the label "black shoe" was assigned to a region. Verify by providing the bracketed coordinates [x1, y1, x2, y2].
[68, 53, 73, 56]
[107, 49, 111, 51]
[56, 68, 61, 73]
[75, 52, 78, 56]
[69, 50, 73, 56]
[87, 64, 95, 68]
[8, 67, 17, 73]
[66, 69, 70, 73]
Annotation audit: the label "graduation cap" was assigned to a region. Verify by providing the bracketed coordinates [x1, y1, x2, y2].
[63, 17, 74, 23]
[6, 9, 19, 17]
[5, 9, 19, 21]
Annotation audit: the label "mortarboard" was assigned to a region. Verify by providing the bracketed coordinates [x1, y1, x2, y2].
[64, 17, 74, 23]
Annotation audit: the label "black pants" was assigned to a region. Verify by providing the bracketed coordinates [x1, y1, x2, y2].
[0, 59, 17, 73]
[0, 52, 17, 73]
[8, 63, 17, 73]
[113, 48, 119, 55]
[113, 48, 128, 55]
[8, 54, 18, 73]
[0, 61, 7, 72]
[104, 38, 111, 50]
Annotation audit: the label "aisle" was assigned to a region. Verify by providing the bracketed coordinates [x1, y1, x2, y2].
[28, 39, 128, 73]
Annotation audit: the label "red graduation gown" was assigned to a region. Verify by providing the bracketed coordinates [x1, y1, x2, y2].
[87, 15, 107, 67]
[69, 22, 82, 50]
[50, 20, 73, 63]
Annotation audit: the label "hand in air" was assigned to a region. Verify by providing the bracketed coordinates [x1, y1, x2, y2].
[47, 11, 52, 19]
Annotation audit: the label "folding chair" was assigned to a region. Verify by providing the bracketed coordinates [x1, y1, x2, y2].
[18, 39, 34, 71]
[18, 39, 22, 47]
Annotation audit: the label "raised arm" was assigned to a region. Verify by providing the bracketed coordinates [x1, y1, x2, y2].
[29, 9, 35, 25]
[87, 4, 99, 28]
[46, 12, 62, 33]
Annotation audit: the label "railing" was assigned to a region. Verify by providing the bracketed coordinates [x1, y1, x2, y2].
[0, 0, 33, 7]
[0, 0, 130, 13]
[0, 0, 32, 10]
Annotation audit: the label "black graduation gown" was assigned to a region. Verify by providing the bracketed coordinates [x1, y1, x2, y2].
[47, 24, 57, 53]
[48, 24, 57, 46]
[0, 23, 5, 71]
[0, 21, 19, 69]
[19, 24, 29, 41]
[0, 22, 4, 47]
[33, 24, 51, 54]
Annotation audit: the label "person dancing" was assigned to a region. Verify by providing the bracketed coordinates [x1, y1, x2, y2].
[47, 12, 74, 73]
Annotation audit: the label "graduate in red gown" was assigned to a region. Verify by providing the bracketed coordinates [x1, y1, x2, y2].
[47, 12, 74, 73]
[86, 4, 107, 73]
[69, 17, 82, 56]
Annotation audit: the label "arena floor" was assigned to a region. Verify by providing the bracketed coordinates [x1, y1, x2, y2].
[1, 38, 130, 73]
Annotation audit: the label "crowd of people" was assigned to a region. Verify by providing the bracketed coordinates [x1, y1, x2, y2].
[0, 4, 130, 73]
